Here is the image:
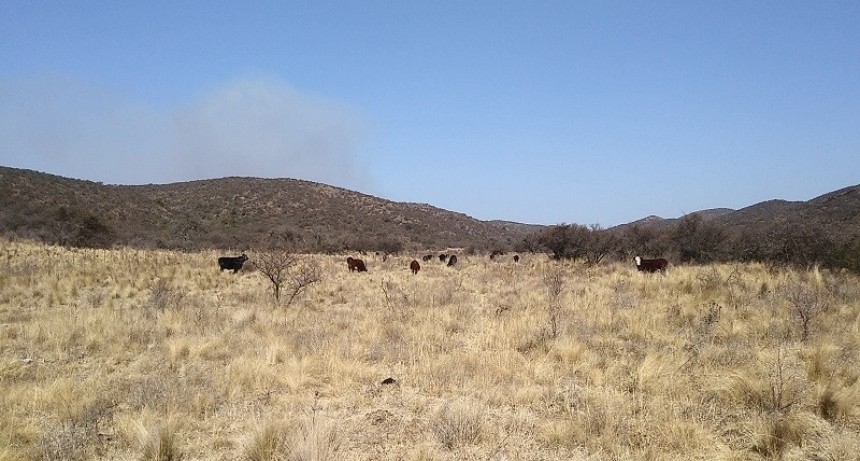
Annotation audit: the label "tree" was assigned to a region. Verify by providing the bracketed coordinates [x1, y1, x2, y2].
[583, 224, 619, 266]
[538, 225, 587, 261]
[254, 245, 321, 305]
[672, 213, 726, 263]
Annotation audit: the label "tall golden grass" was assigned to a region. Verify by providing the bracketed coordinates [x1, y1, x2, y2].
[1, 238, 858, 460]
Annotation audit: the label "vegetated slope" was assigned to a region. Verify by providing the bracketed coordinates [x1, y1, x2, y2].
[614, 184, 860, 238]
[0, 166, 541, 251]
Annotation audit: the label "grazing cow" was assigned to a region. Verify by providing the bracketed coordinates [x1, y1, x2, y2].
[634, 256, 668, 273]
[439, 254, 448, 262]
[353, 258, 368, 272]
[513, 254, 520, 263]
[218, 254, 248, 273]
[447, 255, 458, 267]
[347, 257, 368, 272]
[422, 254, 434, 262]
[410, 260, 420, 274]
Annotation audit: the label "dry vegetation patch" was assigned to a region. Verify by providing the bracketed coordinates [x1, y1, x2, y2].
[1, 239, 859, 460]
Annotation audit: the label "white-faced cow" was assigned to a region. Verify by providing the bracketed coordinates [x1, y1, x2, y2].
[218, 254, 248, 273]
[634, 256, 668, 273]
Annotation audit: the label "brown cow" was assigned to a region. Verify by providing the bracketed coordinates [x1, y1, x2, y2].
[447, 255, 458, 267]
[422, 254, 434, 262]
[410, 260, 420, 274]
[347, 257, 368, 272]
[634, 256, 668, 273]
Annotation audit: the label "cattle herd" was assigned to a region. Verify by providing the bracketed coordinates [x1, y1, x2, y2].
[217, 252, 670, 275]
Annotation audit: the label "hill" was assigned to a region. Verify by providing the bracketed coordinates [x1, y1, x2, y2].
[614, 186, 860, 239]
[0, 166, 542, 252]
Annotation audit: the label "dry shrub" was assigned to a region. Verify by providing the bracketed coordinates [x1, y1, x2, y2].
[431, 399, 485, 450]
[147, 277, 187, 313]
[289, 412, 340, 461]
[242, 421, 291, 461]
[134, 420, 183, 461]
[750, 412, 816, 459]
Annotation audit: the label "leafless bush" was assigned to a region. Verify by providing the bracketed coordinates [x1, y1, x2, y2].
[290, 406, 340, 461]
[543, 266, 565, 338]
[255, 249, 297, 302]
[283, 259, 322, 307]
[786, 283, 828, 341]
[255, 249, 321, 306]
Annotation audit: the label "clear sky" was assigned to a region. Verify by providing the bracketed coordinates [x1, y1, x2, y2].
[2, 1, 858, 226]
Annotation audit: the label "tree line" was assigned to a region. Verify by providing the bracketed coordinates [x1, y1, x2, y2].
[522, 213, 860, 273]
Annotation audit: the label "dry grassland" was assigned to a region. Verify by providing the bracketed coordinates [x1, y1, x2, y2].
[1, 238, 859, 460]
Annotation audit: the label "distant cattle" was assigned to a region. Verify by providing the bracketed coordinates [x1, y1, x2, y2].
[218, 254, 248, 273]
[410, 260, 420, 274]
[513, 255, 520, 263]
[447, 255, 458, 267]
[439, 254, 448, 262]
[634, 256, 668, 273]
[347, 257, 368, 273]
[490, 250, 504, 260]
[422, 254, 434, 262]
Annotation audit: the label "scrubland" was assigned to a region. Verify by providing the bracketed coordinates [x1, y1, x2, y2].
[1, 238, 859, 460]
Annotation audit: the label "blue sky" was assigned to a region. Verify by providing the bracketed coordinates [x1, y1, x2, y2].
[2, 1, 858, 226]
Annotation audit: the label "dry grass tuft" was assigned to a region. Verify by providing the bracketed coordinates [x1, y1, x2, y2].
[431, 398, 486, 450]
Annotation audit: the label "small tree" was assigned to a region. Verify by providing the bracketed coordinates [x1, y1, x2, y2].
[255, 248, 297, 302]
[255, 244, 321, 306]
[538, 224, 589, 261]
[583, 224, 619, 266]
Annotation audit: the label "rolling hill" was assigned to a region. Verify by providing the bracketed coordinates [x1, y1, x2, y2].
[614, 184, 860, 239]
[0, 166, 542, 252]
[2, 166, 858, 254]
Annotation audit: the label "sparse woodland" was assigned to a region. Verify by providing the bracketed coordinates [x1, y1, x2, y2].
[1, 238, 859, 460]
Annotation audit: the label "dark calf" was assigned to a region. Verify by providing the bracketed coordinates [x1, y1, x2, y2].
[410, 260, 420, 274]
[447, 255, 458, 267]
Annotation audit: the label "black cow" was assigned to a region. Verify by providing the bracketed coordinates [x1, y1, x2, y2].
[634, 256, 668, 273]
[447, 255, 458, 267]
[513, 255, 520, 263]
[439, 254, 448, 262]
[422, 254, 434, 262]
[410, 260, 420, 274]
[218, 254, 248, 273]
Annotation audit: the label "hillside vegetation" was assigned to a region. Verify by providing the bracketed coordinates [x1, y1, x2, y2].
[0, 167, 541, 252]
[2, 238, 859, 460]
